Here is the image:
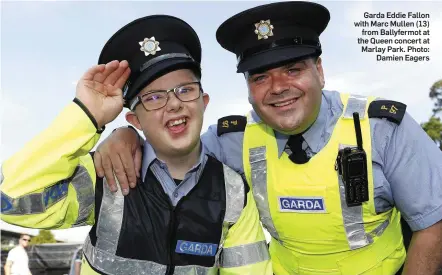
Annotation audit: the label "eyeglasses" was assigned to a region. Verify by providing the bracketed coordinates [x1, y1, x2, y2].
[21, 238, 30, 242]
[131, 81, 203, 111]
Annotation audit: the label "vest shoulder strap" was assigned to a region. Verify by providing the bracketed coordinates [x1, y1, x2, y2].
[217, 115, 247, 136]
[368, 100, 407, 125]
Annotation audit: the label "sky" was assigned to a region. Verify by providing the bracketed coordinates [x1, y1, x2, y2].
[1, 0, 441, 243]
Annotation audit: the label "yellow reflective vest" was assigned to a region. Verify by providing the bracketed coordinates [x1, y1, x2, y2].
[1, 101, 272, 275]
[243, 93, 406, 275]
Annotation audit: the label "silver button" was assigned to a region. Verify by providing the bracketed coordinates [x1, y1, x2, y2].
[173, 192, 179, 198]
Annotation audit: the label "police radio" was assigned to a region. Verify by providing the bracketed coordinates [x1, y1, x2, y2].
[335, 112, 369, 207]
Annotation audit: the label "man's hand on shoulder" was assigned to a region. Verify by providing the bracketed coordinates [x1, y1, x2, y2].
[76, 60, 131, 129]
[94, 127, 143, 195]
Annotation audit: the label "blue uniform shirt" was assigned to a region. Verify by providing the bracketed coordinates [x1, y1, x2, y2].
[141, 141, 208, 206]
[201, 90, 442, 231]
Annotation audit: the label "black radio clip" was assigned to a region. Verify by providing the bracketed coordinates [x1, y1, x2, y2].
[335, 112, 369, 207]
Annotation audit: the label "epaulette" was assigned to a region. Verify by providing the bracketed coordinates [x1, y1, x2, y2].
[217, 115, 247, 136]
[368, 100, 407, 125]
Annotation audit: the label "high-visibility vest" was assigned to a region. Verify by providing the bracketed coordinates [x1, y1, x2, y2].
[243, 93, 406, 275]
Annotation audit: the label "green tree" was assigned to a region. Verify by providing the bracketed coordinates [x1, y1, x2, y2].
[421, 116, 442, 150]
[29, 230, 56, 245]
[429, 79, 442, 116]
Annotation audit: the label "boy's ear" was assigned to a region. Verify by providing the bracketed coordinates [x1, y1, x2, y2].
[125, 111, 142, 130]
[202, 93, 210, 111]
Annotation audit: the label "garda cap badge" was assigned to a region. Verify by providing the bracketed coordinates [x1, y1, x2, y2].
[254, 19, 274, 40]
[139, 37, 161, 56]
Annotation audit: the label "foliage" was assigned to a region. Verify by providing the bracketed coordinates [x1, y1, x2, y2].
[29, 230, 56, 245]
[429, 79, 442, 116]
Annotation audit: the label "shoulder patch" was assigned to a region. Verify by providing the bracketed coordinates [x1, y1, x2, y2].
[217, 115, 247, 136]
[368, 100, 407, 124]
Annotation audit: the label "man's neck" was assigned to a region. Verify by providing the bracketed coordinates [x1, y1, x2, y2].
[157, 142, 202, 180]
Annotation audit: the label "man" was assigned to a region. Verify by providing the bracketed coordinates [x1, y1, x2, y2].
[0, 15, 271, 275]
[4, 234, 32, 275]
[93, 1, 442, 275]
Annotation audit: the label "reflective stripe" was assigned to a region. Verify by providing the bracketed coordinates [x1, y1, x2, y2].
[220, 240, 270, 268]
[222, 164, 245, 223]
[174, 265, 218, 275]
[86, 167, 250, 273]
[337, 141, 392, 249]
[214, 221, 230, 268]
[95, 177, 124, 254]
[343, 95, 367, 119]
[338, 155, 392, 249]
[336, 150, 370, 249]
[72, 166, 96, 226]
[366, 217, 390, 243]
[214, 165, 247, 267]
[249, 146, 281, 242]
[0, 165, 93, 216]
[339, 94, 369, 249]
[85, 236, 218, 275]
[83, 236, 168, 275]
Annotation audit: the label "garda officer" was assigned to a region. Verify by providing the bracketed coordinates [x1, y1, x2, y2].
[212, 2, 442, 275]
[0, 15, 272, 275]
[92, 2, 442, 275]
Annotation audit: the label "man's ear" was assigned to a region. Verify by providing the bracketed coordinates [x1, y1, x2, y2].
[202, 93, 210, 111]
[125, 111, 142, 131]
[315, 57, 325, 88]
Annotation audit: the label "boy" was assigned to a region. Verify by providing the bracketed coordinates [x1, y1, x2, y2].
[0, 15, 271, 275]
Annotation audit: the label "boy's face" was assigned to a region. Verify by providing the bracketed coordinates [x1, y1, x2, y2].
[126, 69, 209, 158]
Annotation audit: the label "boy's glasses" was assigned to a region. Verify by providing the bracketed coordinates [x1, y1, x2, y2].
[130, 81, 202, 111]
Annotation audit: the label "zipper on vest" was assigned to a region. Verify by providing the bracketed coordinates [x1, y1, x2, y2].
[166, 197, 186, 275]
[166, 211, 176, 275]
[165, 196, 175, 275]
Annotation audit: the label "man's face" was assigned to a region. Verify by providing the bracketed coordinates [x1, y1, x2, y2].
[246, 57, 325, 134]
[127, 69, 209, 158]
[19, 235, 31, 248]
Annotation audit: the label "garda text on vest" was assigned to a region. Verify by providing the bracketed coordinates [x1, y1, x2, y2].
[175, 240, 218, 257]
[278, 196, 326, 213]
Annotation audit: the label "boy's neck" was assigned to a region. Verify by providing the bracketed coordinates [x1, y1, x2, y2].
[157, 142, 202, 180]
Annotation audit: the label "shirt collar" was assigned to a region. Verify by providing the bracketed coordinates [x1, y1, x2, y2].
[141, 140, 207, 180]
[250, 90, 331, 157]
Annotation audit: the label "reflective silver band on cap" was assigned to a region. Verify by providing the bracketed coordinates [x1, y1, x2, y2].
[0, 165, 94, 224]
[139, 53, 195, 73]
[220, 240, 270, 268]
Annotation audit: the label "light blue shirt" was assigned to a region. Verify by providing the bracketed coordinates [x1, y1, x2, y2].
[141, 141, 208, 207]
[201, 90, 442, 231]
